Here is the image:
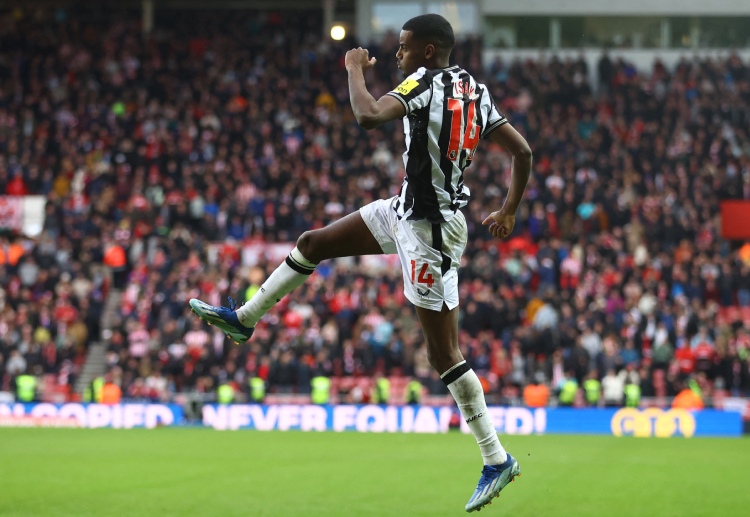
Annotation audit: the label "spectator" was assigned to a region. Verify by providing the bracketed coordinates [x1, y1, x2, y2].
[523, 372, 550, 408]
[6, 350, 27, 376]
[101, 374, 123, 405]
[601, 368, 625, 407]
[1, 9, 749, 404]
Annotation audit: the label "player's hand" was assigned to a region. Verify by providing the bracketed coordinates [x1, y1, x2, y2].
[482, 210, 516, 239]
[345, 48, 377, 71]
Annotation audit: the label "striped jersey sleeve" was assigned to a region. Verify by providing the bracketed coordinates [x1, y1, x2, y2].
[386, 68, 432, 115]
[479, 88, 507, 139]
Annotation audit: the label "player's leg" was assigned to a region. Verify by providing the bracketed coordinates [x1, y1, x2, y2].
[295, 210, 384, 263]
[190, 200, 394, 343]
[415, 304, 508, 465]
[230, 210, 383, 327]
[416, 304, 520, 512]
[397, 212, 519, 511]
[395, 214, 510, 466]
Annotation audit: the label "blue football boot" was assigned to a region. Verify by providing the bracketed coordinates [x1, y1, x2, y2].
[189, 297, 254, 344]
[465, 453, 521, 512]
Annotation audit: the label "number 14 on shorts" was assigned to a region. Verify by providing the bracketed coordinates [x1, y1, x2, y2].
[410, 260, 434, 288]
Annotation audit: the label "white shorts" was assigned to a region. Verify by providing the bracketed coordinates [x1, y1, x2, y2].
[360, 196, 468, 312]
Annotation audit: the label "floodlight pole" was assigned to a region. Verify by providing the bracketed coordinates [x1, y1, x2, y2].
[142, 0, 154, 35]
[549, 18, 561, 49]
[660, 18, 671, 49]
[323, 0, 336, 39]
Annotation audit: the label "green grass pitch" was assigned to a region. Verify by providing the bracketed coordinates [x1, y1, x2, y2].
[1, 428, 748, 516]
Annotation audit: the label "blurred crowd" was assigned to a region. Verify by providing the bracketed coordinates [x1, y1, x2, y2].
[1, 9, 750, 406]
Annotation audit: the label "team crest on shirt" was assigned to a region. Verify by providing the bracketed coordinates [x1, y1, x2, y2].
[394, 78, 419, 95]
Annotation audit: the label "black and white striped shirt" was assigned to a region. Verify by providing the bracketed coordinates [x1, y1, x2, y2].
[386, 65, 507, 223]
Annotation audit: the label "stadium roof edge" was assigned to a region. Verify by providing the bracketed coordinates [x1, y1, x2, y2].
[481, 0, 750, 16]
[2, 0, 354, 10]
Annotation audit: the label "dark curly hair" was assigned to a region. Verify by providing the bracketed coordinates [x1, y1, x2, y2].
[402, 14, 455, 53]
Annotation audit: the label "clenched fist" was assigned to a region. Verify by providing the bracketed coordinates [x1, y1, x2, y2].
[345, 47, 377, 71]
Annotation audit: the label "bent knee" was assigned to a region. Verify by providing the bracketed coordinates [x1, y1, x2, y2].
[297, 231, 323, 263]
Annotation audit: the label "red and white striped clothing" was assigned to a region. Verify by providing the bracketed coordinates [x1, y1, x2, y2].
[184, 329, 210, 350]
[128, 329, 150, 358]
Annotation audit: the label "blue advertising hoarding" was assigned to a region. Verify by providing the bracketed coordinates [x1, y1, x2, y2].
[202, 405, 742, 437]
[0, 403, 740, 436]
[543, 407, 742, 437]
[0, 403, 184, 428]
[202, 404, 455, 433]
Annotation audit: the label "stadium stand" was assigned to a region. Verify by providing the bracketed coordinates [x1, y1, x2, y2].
[1, 9, 750, 407]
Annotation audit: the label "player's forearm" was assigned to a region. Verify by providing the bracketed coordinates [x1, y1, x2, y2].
[347, 66, 379, 129]
[500, 150, 533, 215]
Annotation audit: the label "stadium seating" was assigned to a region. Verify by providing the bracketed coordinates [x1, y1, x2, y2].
[1, 9, 749, 406]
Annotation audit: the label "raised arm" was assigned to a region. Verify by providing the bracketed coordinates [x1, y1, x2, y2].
[482, 123, 533, 239]
[345, 48, 405, 129]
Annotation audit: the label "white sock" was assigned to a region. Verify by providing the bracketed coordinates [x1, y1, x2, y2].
[442, 361, 507, 465]
[235, 247, 316, 328]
